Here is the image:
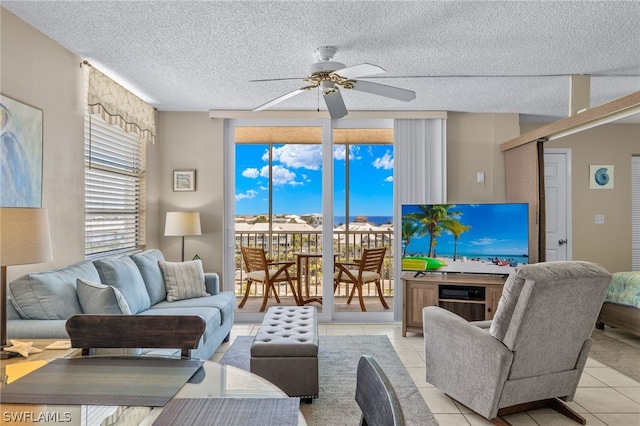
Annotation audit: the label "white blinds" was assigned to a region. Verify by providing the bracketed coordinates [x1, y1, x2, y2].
[84, 107, 146, 256]
[632, 156, 640, 270]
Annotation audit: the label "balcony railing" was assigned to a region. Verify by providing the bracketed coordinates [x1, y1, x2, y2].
[234, 228, 395, 301]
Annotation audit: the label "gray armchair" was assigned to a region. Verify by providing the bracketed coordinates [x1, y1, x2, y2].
[423, 261, 612, 425]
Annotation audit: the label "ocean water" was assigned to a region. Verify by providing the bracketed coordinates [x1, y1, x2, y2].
[334, 216, 393, 226]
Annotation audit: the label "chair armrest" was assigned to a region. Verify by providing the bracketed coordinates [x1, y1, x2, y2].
[335, 262, 360, 269]
[204, 272, 220, 294]
[423, 306, 513, 417]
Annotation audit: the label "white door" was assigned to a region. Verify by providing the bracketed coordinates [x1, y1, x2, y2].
[544, 149, 571, 261]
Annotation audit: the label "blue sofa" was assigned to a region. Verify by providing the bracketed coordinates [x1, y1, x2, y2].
[6, 249, 235, 360]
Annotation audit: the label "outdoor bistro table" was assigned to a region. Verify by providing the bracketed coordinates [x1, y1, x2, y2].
[294, 252, 337, 306]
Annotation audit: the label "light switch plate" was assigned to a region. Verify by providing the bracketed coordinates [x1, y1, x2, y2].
[595, 214, 605, 224]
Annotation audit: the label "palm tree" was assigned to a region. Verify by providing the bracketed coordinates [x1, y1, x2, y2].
[401, 219, 419, 257]
[444, 221, 471, 261]
[405, 204, 463, 257]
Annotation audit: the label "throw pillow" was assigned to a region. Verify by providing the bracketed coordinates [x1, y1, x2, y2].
[8, 260, 98, 320]
[93, 256, 151, 314]
[158, 259, 209, 302]
[76, 278, 132, 315]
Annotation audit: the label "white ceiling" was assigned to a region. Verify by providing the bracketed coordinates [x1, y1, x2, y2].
[3, 1, 640, 122]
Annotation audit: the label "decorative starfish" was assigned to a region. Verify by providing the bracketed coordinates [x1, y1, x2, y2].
[3, 340, 43, 358]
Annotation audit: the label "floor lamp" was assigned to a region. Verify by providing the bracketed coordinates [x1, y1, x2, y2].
[1, 208, 52, 359]
[164, 211, 201, 262]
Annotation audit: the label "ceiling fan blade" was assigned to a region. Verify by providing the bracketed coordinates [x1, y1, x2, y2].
[334, 63, 385, 80]
[250, 77, 305, 82]
[351, 80, 416, 102]
[323, 89, 348, 119]
[253, 87, 308, 111]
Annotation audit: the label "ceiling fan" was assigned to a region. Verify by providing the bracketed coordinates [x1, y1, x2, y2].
[252, 46, 416, 119]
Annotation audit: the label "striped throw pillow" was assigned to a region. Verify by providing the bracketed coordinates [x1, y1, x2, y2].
[158, 259, 210, 302]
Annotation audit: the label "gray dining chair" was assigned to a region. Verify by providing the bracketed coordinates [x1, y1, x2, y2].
[65, 314, 206, 358]
[355, 355, 405, 426]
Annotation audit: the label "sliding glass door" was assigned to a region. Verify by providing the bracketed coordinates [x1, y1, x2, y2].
[227, 118, 395, 322]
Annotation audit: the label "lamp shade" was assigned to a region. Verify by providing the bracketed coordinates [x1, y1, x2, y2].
[164, 212, 202, 237]
[0, 208, 53, 267]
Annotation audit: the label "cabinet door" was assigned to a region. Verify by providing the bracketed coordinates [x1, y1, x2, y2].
[485, 287, 503, 320]
[407, 282, 438, 328]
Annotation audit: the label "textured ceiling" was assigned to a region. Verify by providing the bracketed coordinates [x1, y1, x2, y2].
[3, 1, 640, 122]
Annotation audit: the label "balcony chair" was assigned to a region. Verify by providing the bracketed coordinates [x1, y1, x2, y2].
[355, 355, 405, 426]
[65, 314, 205, 358]
[423, 261, 612, 426]
[334, 247, 388, 312]
[239, 246, 298, 312]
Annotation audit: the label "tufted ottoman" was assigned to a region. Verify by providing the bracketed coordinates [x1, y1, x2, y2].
[250, 306, 319, 403]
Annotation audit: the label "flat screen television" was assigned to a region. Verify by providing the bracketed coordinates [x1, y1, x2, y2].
[401, 203, 529, 276]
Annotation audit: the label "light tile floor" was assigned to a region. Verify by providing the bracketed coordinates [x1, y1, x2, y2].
[212, 322, 640, 426]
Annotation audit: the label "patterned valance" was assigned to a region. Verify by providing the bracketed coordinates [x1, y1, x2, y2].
[87, 65, 156, 143]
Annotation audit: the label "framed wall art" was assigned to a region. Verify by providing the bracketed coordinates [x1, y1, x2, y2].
[1, 94, 43, 207]
[589, 165, 614, 189]
[173, 170, 196, 192]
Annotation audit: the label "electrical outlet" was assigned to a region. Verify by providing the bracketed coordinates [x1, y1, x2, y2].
[595, 214, 605, 224]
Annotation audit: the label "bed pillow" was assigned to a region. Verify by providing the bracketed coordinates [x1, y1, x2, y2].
[77, 278, 132, 315]
[158, 259, 210, 302]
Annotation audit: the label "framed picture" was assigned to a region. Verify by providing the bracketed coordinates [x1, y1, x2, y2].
[1, 94, 43, 207]
[589, 165, 614, 189]
[173, 170, 196, 191]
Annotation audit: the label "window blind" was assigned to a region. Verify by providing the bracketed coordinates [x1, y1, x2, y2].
[84, 112, 146, 257]
[632, 156, 640, 270]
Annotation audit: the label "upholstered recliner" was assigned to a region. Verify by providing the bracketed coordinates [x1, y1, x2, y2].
[423, 261, 612, 425]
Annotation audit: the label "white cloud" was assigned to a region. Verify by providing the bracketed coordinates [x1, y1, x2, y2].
[373, 150, 394, 170]
[471, 238, 497, 246]
[235, 189, 258, 200]
[241, 168, 260, 178]
[261, 164, 299, 186]
[266, 145, 322, 170]
[384, 176, 393, 182]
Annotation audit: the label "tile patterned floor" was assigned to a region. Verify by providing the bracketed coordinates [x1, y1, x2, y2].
[213, 323, 640, 426]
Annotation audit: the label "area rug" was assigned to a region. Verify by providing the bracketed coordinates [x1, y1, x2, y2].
[220, 335, 438, 426]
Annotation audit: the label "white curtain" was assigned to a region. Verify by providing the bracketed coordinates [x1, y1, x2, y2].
[392, 118, 447, 320]
[394, 118, 447, 204]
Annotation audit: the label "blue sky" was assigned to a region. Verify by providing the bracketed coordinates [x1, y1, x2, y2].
[402, 203, 529, 257]
[235, 144, 394, 216]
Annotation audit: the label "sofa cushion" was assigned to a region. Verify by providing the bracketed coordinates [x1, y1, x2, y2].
[94, 256, 151, 314]
[76, 278, 132, 315]
[8, 260, 98, 320]
[130, 249, 167, 305]
[159, 259, 210, 302]
[150, 291, 235, 325]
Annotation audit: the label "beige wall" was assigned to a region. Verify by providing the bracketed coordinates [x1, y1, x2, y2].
[447, 113, 520, 202]
[156, 112, 225, 278]
[525, 122, 640, 272]
[1, 8, 86, 281]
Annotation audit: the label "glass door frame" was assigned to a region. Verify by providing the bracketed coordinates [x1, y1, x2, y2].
[224, 117, 396, 323]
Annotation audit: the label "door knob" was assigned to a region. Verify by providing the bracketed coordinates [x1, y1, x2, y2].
[558, 239, 567, 245]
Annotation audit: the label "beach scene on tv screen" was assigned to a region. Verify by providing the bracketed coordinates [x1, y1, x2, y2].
[401, 203, 529, 275]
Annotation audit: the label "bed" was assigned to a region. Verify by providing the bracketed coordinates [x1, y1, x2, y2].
[596, 271, 640, 336]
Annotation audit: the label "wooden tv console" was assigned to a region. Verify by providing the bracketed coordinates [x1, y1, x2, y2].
[402, 273, 507, 336]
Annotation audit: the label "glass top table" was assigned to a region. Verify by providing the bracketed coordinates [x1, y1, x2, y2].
[1, 343, 307, 426]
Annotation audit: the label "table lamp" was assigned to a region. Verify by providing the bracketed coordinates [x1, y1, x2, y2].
[1, 208, 52, 359]
[164, 211, 201, 262]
